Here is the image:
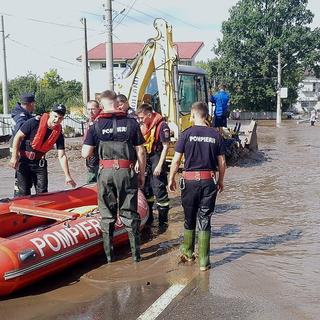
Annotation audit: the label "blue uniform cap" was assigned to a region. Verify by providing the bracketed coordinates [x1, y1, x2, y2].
[20, 93, 35, 104]
[52, 104, 66, 116]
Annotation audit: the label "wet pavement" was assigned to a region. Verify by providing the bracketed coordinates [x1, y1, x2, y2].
[0, 120, 320, 319]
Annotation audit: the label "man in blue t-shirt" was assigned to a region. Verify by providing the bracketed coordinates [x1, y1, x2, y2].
[210, 84, 230, 130]
[168, 101, 226, 271]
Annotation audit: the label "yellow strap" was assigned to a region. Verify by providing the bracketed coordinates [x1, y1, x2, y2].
[65, 205, 98, 217]
[156, 201, 170, 207]
[144, 126, 157, 154]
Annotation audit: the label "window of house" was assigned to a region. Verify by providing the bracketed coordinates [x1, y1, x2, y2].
[113, 63, 119, 67]
[101, 63, 106, 69]
[313, 83, 316, 92]
[120, 63, 127, 68]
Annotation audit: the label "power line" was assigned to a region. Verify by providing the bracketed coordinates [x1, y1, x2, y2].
[114, 0, 138, 29]
[50, 28, 121, 48]
[114, 0, 155, 20]
[114, 0, 202, 30]
[7, 37, 81, 67]
[0, 11, 102, 32]
[120, 12, 149, 25]
[139, 1, 201, 30]
[80, 8, 148, 27]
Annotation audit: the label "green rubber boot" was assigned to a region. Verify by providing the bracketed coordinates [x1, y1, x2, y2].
[198, 231, 211, 271]
[180, 229, 195, 262]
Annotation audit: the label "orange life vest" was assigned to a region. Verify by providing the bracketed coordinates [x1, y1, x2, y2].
[95, 110, 127, 120]
[31, 113, 62, 153]
[142, 113, 164, 154]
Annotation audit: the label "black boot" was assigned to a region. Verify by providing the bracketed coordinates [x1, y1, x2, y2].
[146, 202, 154, 226]
[128, 220, 141, 262]
[158, 206, 169, 231]
[102, 223, 115, 263]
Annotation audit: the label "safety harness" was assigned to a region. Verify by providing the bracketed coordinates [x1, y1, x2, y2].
[94, 111, 134, 169]
[142, 113, 164, 154]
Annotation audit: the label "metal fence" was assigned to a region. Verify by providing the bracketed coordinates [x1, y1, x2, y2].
[0, 115, 12, 136]
[62, 115, 86, 136]
[230, 111, 277, 120]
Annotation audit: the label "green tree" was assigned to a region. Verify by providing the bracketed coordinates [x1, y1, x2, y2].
[1, 73, 38, 111]
[0, 70, 82, 114]
[212, 0, 320, 111]
[39, 69, 63, 89]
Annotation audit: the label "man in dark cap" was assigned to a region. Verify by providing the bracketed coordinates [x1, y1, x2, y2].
[10, 93, 36, 195]
[9, 104, 76, 196]
[11, 93, 36, 136]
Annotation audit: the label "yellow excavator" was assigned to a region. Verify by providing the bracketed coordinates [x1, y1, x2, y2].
[114, 18, 208, 158]
[114, 18, 257, 161]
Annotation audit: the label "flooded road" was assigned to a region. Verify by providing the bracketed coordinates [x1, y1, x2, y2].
[0, 120, 320, 319]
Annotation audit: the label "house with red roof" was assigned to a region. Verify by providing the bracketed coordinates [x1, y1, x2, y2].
[79, 41, 204, 98]
[83, 41, 204, 70]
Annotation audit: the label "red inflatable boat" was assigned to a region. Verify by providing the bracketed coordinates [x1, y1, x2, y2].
[0, 184, 148, 296]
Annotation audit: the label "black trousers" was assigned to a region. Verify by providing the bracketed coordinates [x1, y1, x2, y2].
[144, 153, 169, 207]
[213, 115, 227, 128]
[181, 179, 217, 231]
[97, 167, 140, 236]
[16, 159, 48, 196]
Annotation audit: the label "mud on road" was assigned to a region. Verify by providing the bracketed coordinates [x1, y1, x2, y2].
[1, 121, 320, 320]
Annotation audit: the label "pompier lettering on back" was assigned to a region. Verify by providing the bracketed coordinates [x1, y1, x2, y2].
[29, 219, 101, 257]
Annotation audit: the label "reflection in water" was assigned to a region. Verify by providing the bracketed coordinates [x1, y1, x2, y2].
[214, 121, 320, 316]
[211, 229, 302, 268]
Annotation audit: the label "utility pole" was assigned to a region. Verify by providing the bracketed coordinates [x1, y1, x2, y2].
[81, 17, 90, 111]
[104, 0, 114, 90]
[276, 51, 282, 127]
[1, 15, 9, 115]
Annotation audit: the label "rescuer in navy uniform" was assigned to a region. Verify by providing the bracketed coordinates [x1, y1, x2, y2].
[168, 101, 226, 271]
[10, 93, 36, 196]
[9, 104, 76, 196]
[136, 103, 170, 229]
[117, 94, 136, 118]
[84, 100, 101, 184]
[11, 93, 36, 136]
[82, 90, 146, 263]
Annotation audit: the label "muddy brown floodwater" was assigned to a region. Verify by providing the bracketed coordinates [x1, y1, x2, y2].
[0, 121, 320, 320]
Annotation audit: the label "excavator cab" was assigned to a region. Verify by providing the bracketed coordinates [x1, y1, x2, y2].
[177, 65, 208, 132]
[146, 64, 208, 132]
[145, 64, 208, 161]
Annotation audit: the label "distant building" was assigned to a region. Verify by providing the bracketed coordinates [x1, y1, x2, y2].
[294, 72, 320, 112]
[78, 41, 204, 98]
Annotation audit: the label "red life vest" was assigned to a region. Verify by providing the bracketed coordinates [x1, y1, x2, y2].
[31, 113, 62, 153]
[142, 113, 164, 154]
[95, 110, 127, 120]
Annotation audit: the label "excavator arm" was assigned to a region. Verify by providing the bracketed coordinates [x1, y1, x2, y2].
[115, 19, 179, 136]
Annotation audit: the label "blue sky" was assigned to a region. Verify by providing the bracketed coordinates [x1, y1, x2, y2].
[1, 0, 319, 81]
